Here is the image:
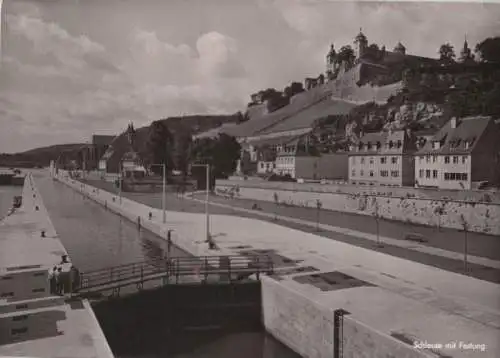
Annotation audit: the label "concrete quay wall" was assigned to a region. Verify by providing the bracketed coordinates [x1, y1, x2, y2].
[0, 173, 114, 358]
[216, 182, 500, 236]
[261, 277, 434, 358]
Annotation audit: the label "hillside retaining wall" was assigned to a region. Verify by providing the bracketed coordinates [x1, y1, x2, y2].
[216, 181, 500, 236]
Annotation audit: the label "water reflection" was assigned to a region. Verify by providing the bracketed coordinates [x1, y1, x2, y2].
[34, 172, 189, 271]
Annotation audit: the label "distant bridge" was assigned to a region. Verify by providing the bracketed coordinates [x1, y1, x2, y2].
[74, 255, 274, 297]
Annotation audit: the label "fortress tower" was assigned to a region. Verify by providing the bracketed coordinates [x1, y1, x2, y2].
[354, 28, 368, 59]
[326, 43, 337, 76]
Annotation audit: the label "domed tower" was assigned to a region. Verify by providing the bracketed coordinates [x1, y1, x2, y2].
[394, 42, 406, 55]
[326, 43, 336, 75]
[354, 28, 368, 59]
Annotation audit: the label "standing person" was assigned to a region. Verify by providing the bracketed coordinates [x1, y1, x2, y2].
[55, 267, 63, 295]
[48, 267, 57, 294]
[69, 266, 81, 292]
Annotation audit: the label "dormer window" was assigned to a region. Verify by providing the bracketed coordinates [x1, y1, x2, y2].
[388, 141, 394, 149]
[376, 141, 382, 149]
[367, 142, 372, 150]
[358, 142, 364, 150]
[464, 141, 470, 150]
[433, 141, 440, 150]
[397, 140, 402, 148]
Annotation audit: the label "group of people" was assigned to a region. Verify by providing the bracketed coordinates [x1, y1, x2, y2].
[48, 255, 81, 295]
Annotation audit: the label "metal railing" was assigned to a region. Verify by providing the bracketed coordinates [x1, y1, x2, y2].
[76, 255, 273, 294]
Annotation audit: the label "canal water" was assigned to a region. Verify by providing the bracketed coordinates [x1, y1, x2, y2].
[27, 171, 300, 358]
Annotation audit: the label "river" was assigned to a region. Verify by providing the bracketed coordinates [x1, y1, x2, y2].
[26, 171, 300, 358]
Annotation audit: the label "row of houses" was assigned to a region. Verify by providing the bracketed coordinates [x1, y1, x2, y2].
[235, 116, 499, 190]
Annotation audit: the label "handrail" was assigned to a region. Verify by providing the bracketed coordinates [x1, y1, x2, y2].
[76, 255, 274, 292]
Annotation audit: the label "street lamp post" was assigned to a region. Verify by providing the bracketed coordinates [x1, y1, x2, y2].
[192, 164, 211, 243]
[150, 163, 167, 224]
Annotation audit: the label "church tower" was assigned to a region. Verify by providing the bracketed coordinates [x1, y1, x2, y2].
[326, 44, 336, 75]
[460, 34, 474, 63]
[354, 28, 368, 59]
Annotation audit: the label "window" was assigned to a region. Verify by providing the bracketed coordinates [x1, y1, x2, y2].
[450, 173, 456, 180]
[453, 156, 459, 164]
[426, 155, 430, 163]
[351, 157, 356, 164]
[445, 156, 450, 164]
[32, 288, 45, 293]
[260, 163, 264, 169]
[360, 157, 365, 164]
[388, 141, 394, 149]
[351, 170, 356, 177]
[367, 142, 372, 150]
[461, 173, 468, 181]
[1, 292, 14, 298]
[391, 171, 399, 177]
[433, 141, 440, 150]
[360, 170, 364, 176]
[462, 156, 466, 164]
[380, 170, 389, 177]
[432, 155, 437, 163]
[391, 157, 398, 164]
[2, 276, 12, 280]
[419, 169, 424, 178]
[376, 141, 382, 149]
[464, 141, 470, 150]
[426, 170, 431, 178]
[433, 170, 438, 179]
[12, 315, 28, 322]
[369, 157, 374, 164]
[397, 140, 402, 148]
[369, 170, 374, 177]
[11, 327, 28, 335]
[444, 173, 450, 180]
[15, 304, 28, 310]
[380, 157, 387, 164]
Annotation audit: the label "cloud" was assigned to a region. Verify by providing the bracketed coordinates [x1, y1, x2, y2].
[1, 0, 499, 153]
[6, 13, 105, 69]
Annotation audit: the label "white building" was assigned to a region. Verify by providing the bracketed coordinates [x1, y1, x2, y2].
[415, 116, 500, 190]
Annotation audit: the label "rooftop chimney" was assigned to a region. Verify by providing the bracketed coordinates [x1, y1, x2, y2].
[450, 117, 457, 129]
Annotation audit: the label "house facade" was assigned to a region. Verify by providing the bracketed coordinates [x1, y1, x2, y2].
[348, 130, 416, 186]
[415, 116, 500, 190]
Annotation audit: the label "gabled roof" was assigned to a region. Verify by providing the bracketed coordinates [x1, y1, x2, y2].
[351, 130, 410, 155]
[416, 116, 493, 156]
[248, 133, 303, 147]
[258, 98, 356, 135]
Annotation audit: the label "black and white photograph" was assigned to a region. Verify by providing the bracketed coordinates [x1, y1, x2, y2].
[0, 0, 499, 357]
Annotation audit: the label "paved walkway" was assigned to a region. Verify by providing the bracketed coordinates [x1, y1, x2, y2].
[186, 193, 500, 270]
[57, 172, 500, 358]
[0, 173, 114, 358]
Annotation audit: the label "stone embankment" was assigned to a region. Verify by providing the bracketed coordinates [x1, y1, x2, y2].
[216, 180, 500, 236]
[0, 173, 113, 358]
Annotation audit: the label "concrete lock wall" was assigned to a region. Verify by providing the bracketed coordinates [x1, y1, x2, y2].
[261, 277, 433, 358]
[215, 182, 500, 236]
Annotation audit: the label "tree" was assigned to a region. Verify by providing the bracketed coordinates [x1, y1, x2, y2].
[336, 45, 356, 66]
[172, 126, 192, 175]
[475, 37, 500, 63]
[438, 43, 456, 64]
[190, 133, 241, 179]
[144, 120, 173, 175]
[284, 82, 305, 98]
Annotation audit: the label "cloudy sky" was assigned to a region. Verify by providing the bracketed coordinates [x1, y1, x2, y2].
[1, 0, 499, 153]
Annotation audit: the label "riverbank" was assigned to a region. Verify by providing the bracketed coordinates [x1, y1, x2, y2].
[0, 173, 114, 358]
[55, 170, 500, 358]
